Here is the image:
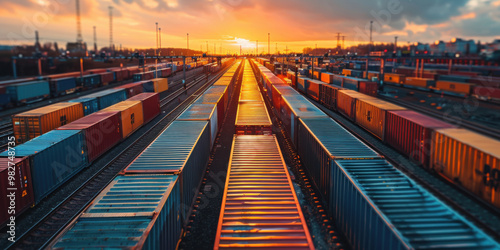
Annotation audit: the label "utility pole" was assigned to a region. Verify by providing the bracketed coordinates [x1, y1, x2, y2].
[159, 27, 161, 56]
[93, 26, 97, 52]
[76, 0, 83, 43]
[394, 36, 398, 52]
[369, 20, 373, 52]
[109, 6, 113, 52]
[336, 33, 341, 50]
[155, 22, 158, 76]
[268, 33, 270, 55]
[341, 36, 345, 50]
[187, 33, 189, 50]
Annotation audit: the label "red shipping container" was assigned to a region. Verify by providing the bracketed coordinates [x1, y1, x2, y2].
[110, 69, 124, 82]
[385, 110, 455, 167]
[115, 82, 144, 98]
[469, 76, 500, 88]
[99, 72, 114, 85]
[359, 81, 378, 96]
[128, 93, 160, 123]
[57, 111, 122, 162]
[87, 68, 108, 74]
[474, 86, 500, 101]
[0, 157, 34, 227]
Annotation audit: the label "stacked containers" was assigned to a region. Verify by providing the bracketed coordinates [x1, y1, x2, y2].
[99, 101, 144, 138]
[7, 81, 50, 104]
[73, 88, 127, 110]
[13, 102, 84, 143]
[49, 175, 181, 250]
[128, 93, 161, 123]
[177, 104, 218, 148]
[0, 130, 87, 203]
[297, 117, 381, 207]
[114, 82, 144, 98]
[385, 110, 455, 167]
[355, 97, 406, 140]
[431, 128, 500, 209]
[123, 121, 211, 222]
[0, 157, 34, 227]
[57, 112, 122, 163]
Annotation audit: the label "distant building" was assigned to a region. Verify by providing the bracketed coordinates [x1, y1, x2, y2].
[430, 41, 446, 55]
[66, 42, 87, 55]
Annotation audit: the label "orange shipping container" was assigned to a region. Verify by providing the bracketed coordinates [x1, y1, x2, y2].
[151, 78, 168, 93]
[405, 77, 435, 88]
[435, 80, 473, 95]
[384, 73, 406, 84]
[13, 102, 84, 143]
[431, 128, 500, 209]
[355, 97, 406, 140]
[99, 101, 143, 138]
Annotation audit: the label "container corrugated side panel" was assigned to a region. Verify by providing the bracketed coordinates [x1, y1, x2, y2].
[128, 93, 161, 123]
[177, 104, 218, 148]
[50, 175, 181, 250]
[307, 79, 326, 101]
[332, 159, 500, 250]
[69, 97, 99, 115]
[123, 121, 211, 222]
[7, 81, 50, 101]
[0, 130, 87, 203]
[355, 97, 406, 140]
[431, 128, 500, 209]
[297, 117, 380, 207]
[214, 135, 314, 250]
[100, 101, 144, 138]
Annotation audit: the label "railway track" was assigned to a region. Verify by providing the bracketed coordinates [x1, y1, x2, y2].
[5, 64, 233, 250]
[378, 94, 500, 141]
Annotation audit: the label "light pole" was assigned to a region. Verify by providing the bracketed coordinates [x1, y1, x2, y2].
[187, 33, 189, 50]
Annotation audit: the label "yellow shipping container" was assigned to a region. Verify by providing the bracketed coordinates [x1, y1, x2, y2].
[151, 78, 168, 93]
[431, 128, 500, 208]
[384, 73, 406, 84]
[100, 101, 144, 138]
[364, 71, 380, 81]
[435, 80, 473, 95]
[355, 97, 406, 140]
[342, 69, 352, 76]
[13, 102, 84, 143]
[405, 77, 435, 88]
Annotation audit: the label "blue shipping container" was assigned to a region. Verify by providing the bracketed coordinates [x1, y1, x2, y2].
[7, 81, 50, 102]
[330, 159, 500, 250]
[297, 117, 380, 206]
[78, 74, 101, 88]
[124, 121, 211, 223]
[0, 130, 87, 203]
[68, 97, 99, 115]
[50, 175, 181, 250]
[50, 77, 77, 96]
[139, 80, 155, 93]
[0, 93, 10, 106]
[177, 104, 218, 149]
[78, 89, 127, 110]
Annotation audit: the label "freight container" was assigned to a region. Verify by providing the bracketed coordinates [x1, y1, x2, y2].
[50, 77, 77, 96]
[342, 69, 352, 76]
[99, 72, 114, 85]
[358, 81, 378, 96]
[78, 74, 101, 88]
[0, 130, 87, 203]
[49, 175, 181, 250]
[355, 97, 406, 140]
[386, 110, 455, 167]
[13, 102, 84, 143]
[214, 135, 314, 250]
[342, 77, 363, 91]
[319, 84, 342, 110]
[333, 74, 344, 86]
[177, 104, 218, 148]
[235, 102, 272, 135]
[127, 93, 160, 123]
[150, 78, 169, 93]
[307, 79, 327, 101]
[0, 94, 10, 108]
[7, 81, 50, 104]
[0, 157, 34, 227]
[435, 80, 473, 96]
[469, 76, 500, 88]
[279, 94, 327, 147]
[58, 111, 122, 163]
[330, 159, 500, 250]
[297, 117, 380, 207]
[384, 73, 405, 84]
[474, 86, 500, 101]
[100, 101, 144, 138]
[114, 82, 144, 98]
[297, 77, 309, 93]
[364, 71, 380, 81]
[124, 121, 210, 222]
[321, 72, 334, 84]
[195, 87, 227, 126]
[271, 85, 296, 112]
[109, 68, 124, 82]
[68, 97, 99, 116]
[133, 71, 155, 81]
[431, 128, 500, 209]
[336, 90, 371, 121]
[137, 80, 155, 93]
[439, 74, 470, 83]
[405, 77, 436, 89]
[75, 88, 127, 110]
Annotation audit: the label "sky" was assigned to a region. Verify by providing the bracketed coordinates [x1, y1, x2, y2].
[0, 0, 499, 53]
